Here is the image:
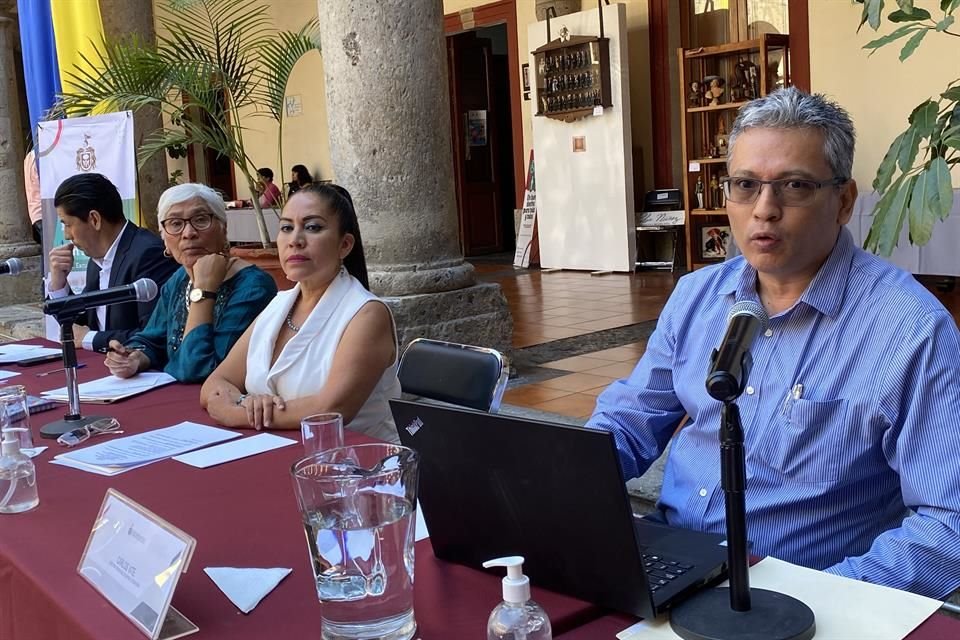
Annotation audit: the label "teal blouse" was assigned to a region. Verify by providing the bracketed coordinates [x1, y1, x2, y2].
[127, 266, 277, 383]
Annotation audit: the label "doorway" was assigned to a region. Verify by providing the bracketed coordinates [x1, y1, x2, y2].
[447, 23, 518, 257]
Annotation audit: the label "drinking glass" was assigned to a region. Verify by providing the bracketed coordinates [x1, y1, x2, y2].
[291, 444, 420, 640]
[0, 385, 35, 451]
[300, 412, 344, 457]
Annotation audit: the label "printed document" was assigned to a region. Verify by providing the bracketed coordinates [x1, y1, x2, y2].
[0, 344, 62, 364]
[42, 371, 176, 403]
[53, 422, 240, 474]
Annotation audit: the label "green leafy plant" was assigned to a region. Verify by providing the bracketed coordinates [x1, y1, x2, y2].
[54, 0, 320, 247]
[856, 0, 959, 256]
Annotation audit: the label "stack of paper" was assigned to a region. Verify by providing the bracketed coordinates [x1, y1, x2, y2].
[0, 370, 21, 381]
[0, 344, 62, 364]
[42, 372, 176, 403]
[51, 422, 241, 476]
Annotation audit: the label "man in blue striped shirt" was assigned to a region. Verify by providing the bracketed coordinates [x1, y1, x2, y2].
[588, 87, 960, 599]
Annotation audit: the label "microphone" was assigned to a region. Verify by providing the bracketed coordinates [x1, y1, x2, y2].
[0, 258, 23, 276]
[43, 278, 158, 319]
[705, 300, 769, 402]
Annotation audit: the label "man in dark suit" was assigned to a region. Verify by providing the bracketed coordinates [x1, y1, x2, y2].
[45, 173, 178, 352]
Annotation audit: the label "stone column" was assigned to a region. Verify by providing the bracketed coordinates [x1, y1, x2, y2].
[99, 0, 167, 232]
[0, 7, 42, 305]
[317, 0, 512, 353]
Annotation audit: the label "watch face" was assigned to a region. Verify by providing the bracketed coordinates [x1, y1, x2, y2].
[189, 288, 204, 303]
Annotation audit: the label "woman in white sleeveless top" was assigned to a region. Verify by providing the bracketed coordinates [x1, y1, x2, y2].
[201, 184, 401, 442]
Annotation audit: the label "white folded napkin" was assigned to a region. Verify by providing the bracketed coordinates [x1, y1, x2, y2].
[204, 567, 292, 614]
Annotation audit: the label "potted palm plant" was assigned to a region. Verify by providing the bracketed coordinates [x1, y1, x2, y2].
[55, 0, 320, 267]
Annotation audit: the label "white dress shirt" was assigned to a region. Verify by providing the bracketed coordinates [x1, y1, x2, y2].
[45, 222, 129, 350]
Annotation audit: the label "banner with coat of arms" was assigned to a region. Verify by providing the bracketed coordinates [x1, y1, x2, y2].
[36, 111, 137, 288]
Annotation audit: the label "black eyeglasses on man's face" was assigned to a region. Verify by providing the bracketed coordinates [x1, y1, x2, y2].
[720, 176, 847, 207]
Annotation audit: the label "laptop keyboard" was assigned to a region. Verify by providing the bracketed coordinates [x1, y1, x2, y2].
[642, 554, 694, 592]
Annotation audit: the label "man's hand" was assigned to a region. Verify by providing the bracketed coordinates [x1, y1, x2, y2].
[47, 243, 75, 291]
[191, 254, 232, 292]
[104, 340, 148, 378]
[72, 324, 90, 348]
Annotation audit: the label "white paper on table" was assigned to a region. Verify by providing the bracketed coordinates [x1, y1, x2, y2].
[49, 455, 157, 476]
[0, 369, 21, 381]
[204, 567, 292, 614]
[0, 344, 62, 364]
[173, 433, 296, 468]
[55, 422, 240, 468]
[42, 371, 176, 402]
[22, 446, 47, 459]
[617, 557, 942, 640]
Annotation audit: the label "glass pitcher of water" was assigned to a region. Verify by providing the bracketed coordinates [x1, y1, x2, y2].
[291, 443, 419, 640]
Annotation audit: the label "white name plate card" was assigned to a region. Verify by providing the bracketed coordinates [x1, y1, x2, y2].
[78, 489, 198, 640]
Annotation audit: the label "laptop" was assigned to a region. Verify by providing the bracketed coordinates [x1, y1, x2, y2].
[391, 399, 728, 620]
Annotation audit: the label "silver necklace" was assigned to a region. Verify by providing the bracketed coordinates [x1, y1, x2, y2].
[285, 308, 301, 333]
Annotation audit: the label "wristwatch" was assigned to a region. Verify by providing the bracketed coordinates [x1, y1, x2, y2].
[188, 287, 217, 304]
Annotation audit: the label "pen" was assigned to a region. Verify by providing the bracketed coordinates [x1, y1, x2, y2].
[36, 363, 87, 377]
[106, 346, 146, 354]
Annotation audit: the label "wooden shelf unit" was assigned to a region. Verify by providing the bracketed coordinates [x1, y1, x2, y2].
[678, 33, 791, 269]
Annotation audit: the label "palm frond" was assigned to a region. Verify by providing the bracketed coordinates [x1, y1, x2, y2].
[256, 19, 321, 121]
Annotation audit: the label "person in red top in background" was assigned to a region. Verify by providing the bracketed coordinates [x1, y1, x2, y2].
[256, 167, 282, 208]
[24, 148, 42, 243]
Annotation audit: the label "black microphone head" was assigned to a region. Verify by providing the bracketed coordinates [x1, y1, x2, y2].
[132, 278, 158, 302]
[728, 299, 769, 332]
[3, 257, 23, 276]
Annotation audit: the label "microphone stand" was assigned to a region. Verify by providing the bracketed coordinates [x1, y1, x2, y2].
[670, 352, 815, 640]
[38, 315, 108, 439]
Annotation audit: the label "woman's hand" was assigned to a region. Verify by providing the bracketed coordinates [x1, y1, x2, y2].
[192, 253, 232, 291]
[240, 393, 286, 430]
[104, 340, 148, 378]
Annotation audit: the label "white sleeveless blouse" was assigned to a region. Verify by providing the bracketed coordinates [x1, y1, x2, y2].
[244, 269, 401, 442]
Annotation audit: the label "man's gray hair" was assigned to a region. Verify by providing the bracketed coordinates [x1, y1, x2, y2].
[157, 183, 227, 224]
[728, 87, 856, 180]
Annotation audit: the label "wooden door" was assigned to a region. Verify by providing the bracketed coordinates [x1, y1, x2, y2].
[448, 32, 503, 256]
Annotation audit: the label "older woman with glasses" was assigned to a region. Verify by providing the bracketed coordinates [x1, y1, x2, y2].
[104, 183, 277, 383]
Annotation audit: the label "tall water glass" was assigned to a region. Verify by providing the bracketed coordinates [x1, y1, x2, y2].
[0, 386, 35, 451]
[291, 444, 420, 640]
[301, 412, 344, 457]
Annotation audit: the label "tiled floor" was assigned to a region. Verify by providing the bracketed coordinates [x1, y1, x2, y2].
[474, 263, 960, 420]
[473, 264, 677, 419]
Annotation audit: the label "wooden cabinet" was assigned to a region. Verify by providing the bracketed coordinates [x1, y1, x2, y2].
[678, 33, 790, 269]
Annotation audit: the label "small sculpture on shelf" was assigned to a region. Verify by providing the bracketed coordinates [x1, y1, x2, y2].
[709, 175, 721, 210]
[718, 174, 727, 208]
[688, 80, 703, 108]
[732, 59, 759, 101]
[716, 119, 729, 156]
[703, 75, 725, 107]
[695, 175, 705, 210]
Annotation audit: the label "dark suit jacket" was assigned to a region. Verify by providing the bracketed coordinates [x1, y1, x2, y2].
[76, 223, 179, 352]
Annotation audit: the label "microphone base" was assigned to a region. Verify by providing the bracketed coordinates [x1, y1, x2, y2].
[670, 588, 815, 640]
[40, 414, 110, 439]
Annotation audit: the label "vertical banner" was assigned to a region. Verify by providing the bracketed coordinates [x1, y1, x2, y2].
[37, 112, 137, 338]
[514, 151, 538, 268]
[16, 0, 61, 144]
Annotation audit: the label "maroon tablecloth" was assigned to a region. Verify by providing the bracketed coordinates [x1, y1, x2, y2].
[0, 346, 601, 639]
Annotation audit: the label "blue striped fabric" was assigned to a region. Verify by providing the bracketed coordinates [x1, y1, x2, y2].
[587, 228, 960, 598]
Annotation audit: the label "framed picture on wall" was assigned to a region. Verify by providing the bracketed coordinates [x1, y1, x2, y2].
[522, 63, 531, 90]
[696, 222, 731, 261]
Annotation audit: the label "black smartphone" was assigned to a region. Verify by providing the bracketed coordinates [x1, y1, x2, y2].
[16, 354, 62, 367]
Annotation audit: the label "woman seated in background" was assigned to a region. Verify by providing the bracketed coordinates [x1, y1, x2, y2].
[287, 164, 313, 197]
[105, 183, 277, 383]
[201, 184, 401, 442]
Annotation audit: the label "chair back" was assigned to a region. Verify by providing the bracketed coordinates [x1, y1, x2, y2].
[397, 338, 508, 412]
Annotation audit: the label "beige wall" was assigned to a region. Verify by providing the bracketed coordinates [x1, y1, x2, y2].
[809, 1, 960, 189]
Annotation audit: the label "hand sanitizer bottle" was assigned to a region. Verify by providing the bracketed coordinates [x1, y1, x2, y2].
[0, 432, 39, 514]
[484, 556, 552, 640]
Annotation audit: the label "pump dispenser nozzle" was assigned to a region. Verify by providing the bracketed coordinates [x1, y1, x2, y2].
[483, 555, 531, 604]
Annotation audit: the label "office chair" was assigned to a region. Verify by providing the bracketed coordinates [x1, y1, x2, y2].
[397, 338, 509, 412]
